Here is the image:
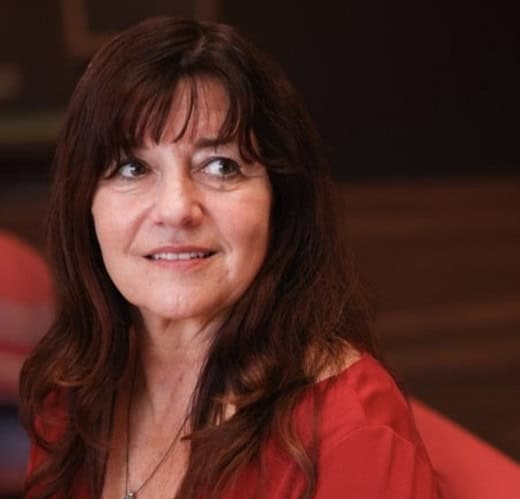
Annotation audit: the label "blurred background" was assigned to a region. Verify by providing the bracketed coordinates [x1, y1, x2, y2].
[0, 0, 519, 496]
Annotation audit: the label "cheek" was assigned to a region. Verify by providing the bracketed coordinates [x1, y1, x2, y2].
[243, 216, 270, 253]
[91, 193, 130, 264]
[92, 198, 113, 249]
[91, 189, 141, 252]
[93, 220, 118, 257]
[228, 195, 271, 265]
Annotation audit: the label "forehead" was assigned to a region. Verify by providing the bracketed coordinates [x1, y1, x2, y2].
[155, 77, 231, 145]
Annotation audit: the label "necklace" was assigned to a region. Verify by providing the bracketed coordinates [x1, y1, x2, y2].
[124, 363, 186, 499]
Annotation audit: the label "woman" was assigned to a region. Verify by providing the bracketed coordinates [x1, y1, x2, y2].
[20, 17, 440, 499]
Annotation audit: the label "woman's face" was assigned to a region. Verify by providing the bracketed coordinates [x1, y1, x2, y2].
[91, 78, 271, 331]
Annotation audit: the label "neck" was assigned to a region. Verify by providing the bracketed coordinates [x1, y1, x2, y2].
[129, 310, 223, 424]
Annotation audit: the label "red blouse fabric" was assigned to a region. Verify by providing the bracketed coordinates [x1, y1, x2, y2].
[27, 353, 441, 498]
[223, 353, 440, 499]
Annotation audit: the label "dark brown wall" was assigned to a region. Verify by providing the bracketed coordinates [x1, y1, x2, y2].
[221, 0, 520, 178]
[1, 1, 519, 179]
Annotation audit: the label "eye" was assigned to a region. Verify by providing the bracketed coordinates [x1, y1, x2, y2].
[201, 157, 241, 179]
[116, 159, 148, 179]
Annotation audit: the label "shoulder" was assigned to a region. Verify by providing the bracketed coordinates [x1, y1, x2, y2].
[300, 354, 441, 498]
[310, 353, 424, 448]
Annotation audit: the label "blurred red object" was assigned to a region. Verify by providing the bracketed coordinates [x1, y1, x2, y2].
[0, 230, 53, 401]
[0, 231, 51, 303]
[0, 230, 53, 495]
[412, 399, 520, 499]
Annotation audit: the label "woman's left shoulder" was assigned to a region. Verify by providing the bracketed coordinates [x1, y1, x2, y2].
[306, 351, 428, 457]
[305, 352, 441, 498]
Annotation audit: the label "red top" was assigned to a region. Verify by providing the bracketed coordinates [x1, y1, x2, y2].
[28, 354, 441, 498]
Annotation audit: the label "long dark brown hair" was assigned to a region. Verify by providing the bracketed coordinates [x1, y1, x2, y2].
[20, 17, 376, 499]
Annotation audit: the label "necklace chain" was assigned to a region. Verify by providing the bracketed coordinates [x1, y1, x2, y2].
[124, 363, 186, 499]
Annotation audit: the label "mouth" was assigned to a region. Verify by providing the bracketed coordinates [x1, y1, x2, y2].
[145, 250, 216, 261]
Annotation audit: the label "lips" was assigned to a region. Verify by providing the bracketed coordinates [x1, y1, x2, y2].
[145, 246, 216, 261]
[148, 251, 214, 261]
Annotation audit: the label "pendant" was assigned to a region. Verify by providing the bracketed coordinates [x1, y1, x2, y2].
[124, 492, 135, 499]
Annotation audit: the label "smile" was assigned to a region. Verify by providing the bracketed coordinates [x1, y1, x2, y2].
[146, 251, 215, 261]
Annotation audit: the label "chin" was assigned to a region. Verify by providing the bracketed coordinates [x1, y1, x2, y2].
[137, 298, 226, 325]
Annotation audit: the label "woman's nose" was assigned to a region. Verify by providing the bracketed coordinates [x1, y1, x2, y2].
[151, 171, 203, 228]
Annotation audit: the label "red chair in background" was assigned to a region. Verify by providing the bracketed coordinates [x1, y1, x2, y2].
[0, 230, 53, 400]
[0, 230, 53, 496]
[411, 399, 520, 499]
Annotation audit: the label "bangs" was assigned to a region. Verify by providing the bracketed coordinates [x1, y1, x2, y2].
[98, 72, 260, 173]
